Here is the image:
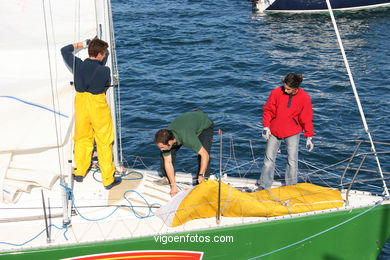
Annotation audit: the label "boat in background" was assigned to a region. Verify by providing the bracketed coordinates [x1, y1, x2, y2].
[253, 0, 390, 13]
[1, 0, 390, 259]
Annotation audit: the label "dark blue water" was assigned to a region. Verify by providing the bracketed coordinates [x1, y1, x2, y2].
[111, 1, 390, 258]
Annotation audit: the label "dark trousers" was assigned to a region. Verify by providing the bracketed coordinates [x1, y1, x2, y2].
[160, 125, 214, 181]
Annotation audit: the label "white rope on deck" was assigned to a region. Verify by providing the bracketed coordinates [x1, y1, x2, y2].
[325, 0, 389, 196]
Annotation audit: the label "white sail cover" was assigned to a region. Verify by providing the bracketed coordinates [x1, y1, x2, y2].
[0, 0, 116, 203]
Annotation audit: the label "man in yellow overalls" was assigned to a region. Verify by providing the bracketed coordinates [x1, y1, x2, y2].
[61, 38, 121, 190]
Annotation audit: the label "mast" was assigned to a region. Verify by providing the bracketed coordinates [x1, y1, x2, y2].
[94, 0, 122, 166]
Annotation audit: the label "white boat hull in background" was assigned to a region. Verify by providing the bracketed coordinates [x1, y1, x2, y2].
[253, 0, 390, 13]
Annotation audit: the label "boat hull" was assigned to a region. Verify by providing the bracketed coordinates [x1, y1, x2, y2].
[2, 203, 390, 260]
[256, 0, 390, 12]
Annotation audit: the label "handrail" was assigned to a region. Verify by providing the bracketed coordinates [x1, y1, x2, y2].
[216, 129, 223, 225]
[346, 154, 367, 205]
[340, 141, 362, 190]
[346, 140, 390, 146]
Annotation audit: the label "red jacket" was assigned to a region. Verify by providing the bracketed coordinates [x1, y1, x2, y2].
[262, 86, 314, 138]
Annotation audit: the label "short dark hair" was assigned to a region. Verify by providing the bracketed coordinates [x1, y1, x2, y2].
[283, 73, 303, 89]
[88, 38, 109, 57]
[154, 129, 174, 145]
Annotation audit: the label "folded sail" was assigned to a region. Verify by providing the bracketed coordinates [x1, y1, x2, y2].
[156, 180, 344, 227]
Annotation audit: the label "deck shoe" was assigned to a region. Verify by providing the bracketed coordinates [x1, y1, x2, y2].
[104, 177, 122, 190]
[73, 174, 84, 183]
[236, 186, 252, 192]
[253, 186, 264, 192]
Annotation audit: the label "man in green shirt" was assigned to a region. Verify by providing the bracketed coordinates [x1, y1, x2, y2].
[154, 111, 214, 197]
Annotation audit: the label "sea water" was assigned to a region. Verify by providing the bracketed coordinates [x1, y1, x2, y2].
[111, 0, 390, 258]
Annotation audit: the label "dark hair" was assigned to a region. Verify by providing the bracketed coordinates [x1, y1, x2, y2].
[283, 73, 303, 89]
[154, 129, 174, 145]
[88, 38, 109, 57]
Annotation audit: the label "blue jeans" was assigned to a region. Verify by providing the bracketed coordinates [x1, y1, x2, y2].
[257, 133, 300, 189]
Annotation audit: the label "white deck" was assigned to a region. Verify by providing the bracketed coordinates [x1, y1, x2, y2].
[0, 169, 387, 252]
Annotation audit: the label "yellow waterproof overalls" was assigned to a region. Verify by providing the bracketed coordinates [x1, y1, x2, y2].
[73, 91, 115, 186]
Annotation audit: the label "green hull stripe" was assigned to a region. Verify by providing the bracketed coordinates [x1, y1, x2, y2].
[2, 204, 390, 259]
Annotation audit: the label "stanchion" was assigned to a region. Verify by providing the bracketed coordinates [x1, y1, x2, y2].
[216, 129, 222, 224]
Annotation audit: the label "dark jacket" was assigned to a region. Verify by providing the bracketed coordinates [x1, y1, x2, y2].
[61, 44, 110, 94]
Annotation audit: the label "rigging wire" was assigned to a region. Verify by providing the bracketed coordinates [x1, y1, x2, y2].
[1, 136, 386, 247]
[107, 0, 124, 164]
[47, 0, 65, 175]
[8, 0, 390, 253]
[325, 0, 389, 196]
[41, 0, 64, 178]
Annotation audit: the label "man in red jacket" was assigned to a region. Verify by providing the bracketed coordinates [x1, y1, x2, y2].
[257, 73, 314, 190]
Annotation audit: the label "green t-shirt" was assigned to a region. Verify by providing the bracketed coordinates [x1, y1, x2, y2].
[163, 111, 213, 156]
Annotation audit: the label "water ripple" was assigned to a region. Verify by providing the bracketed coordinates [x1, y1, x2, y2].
[113, 0, 390, 179]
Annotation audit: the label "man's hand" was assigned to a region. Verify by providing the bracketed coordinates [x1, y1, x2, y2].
[198, 174, 205, 184]
[82, 35, 98, 48]
[262, 127, 271, 140]
[170, 184, 179, 197]
[82, 39, 90, 48]
[306, 137, 314, 152]
[163, 154, 178, 197]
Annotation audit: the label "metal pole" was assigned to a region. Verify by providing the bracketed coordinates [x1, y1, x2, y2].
[41, 189, 51, 243]
[340, 141, 362, 189]
[61, 160, 72, 226]
[216, 129, 222, 224]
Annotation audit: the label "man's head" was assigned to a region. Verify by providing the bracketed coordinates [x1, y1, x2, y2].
[88, 38, 109, 60]
[154, 129, 175, 151]
[282, 73, 303, 94]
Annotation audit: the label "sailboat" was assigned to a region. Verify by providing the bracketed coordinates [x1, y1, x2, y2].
[253, 0, 390, 13]
[1, 0, 390, 259]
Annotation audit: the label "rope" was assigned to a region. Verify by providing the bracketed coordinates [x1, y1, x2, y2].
[325, 0, 389, 196]
[92, 168, 144, 183]
[71, 190, 158, 222]
[60, 180, 159, 223]
[0, 96, 68, 118]
[219, 156, 263, 175]
[0, 224, 65, 247]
